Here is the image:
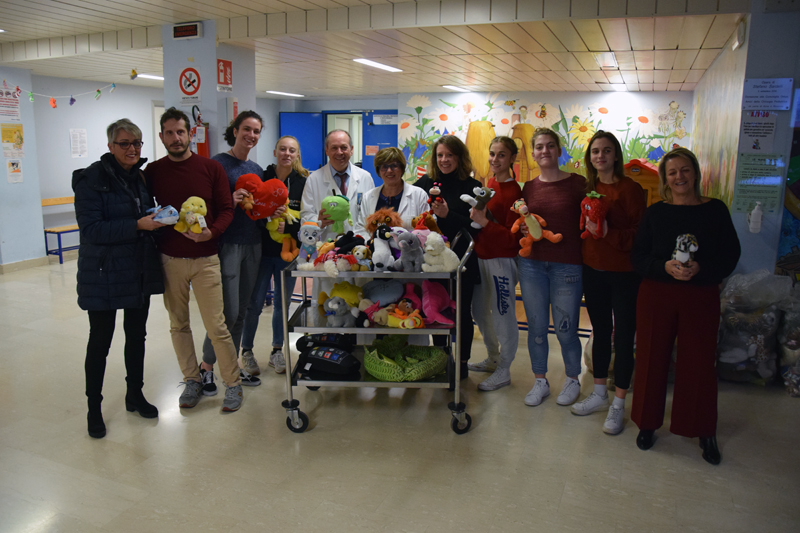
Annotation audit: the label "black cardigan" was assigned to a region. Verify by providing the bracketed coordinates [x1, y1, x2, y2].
[72, 153, 164, 311]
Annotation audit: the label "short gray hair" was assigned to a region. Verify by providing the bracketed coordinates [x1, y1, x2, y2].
[106, 119, 142, 144]
[325, 129, 352, 148]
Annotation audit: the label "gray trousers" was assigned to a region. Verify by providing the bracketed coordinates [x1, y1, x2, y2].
[472, 256, 520, 368]
[202, 242, 261, 365]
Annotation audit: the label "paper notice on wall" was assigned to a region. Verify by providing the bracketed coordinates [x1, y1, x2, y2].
[741, 111, 777, 153]
[731, 153, 784, 213]
[70, 128, 88, 158]
[0, 89, 21, 121]
[7, 159, 22, 183]
[1, 123, 24, 157]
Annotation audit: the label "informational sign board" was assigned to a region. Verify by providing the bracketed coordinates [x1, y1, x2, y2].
[372, 114, 397, 125]
[179, 67, 201, 105]
[731, 153, 785, 213]
[217, 59, 232, 92]
[7, 159, 22, 183]
[743, 78, 793, 110]
[0, 88, 20, 121]
[1, 122, 24, 157]
[741, 111, 777, 153]
[69, 128, 88, 158]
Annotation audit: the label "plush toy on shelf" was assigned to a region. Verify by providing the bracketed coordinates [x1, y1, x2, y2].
[297, 221, 322, 271]
[365, 208, 403, 240]
[460, 185, 496, 229]
[422, 279, 456, 326]
[371, 223, 396, 272]
[421, 232, 460, 272]
[579, 191, 609, 240]
[319, 294, 356, 328]
[174, 196, 207, 234]
[320, 193, 352, 235]
[411, 211, 443, 236]
[393, 232, 424, 272]
[510, 198, 562, 257]
[351, 245, 372, 271]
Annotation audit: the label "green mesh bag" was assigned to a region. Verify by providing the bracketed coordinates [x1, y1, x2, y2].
[365, 336, 448, 382]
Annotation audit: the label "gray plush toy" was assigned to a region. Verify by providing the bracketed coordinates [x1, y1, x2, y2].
[393, 232, 424, 272]
[323, 296, 356, 328]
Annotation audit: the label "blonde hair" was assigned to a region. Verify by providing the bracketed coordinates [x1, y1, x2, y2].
[658, 147, 702, 202]
[275, 135, 309, 178]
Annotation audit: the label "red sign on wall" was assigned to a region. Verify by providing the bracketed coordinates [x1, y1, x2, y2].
[217, 59, 232, 92]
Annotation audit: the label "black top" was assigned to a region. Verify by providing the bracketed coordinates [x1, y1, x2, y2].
[260, 164, 306, 257]
[72, 153, 164, 311]
[415, 171, 481, 283]
[631, 199, 741, 286]
[375, 190, 403, 211]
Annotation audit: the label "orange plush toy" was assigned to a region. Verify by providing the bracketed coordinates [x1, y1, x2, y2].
[510, 198, 562, 258]
[234, 174, 288, 221]
[365, 208, 404, 238]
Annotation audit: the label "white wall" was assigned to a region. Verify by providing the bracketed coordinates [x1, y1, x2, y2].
[255, 97, 280, 168]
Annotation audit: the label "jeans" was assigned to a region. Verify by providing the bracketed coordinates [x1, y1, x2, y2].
[241, 255, 291, 351]
[85, 299, 150, 406]
[518, 258, 583, 378]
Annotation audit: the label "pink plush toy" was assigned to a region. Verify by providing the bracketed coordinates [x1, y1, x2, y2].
[422, 280, 456, 326]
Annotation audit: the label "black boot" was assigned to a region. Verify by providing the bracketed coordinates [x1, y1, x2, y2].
[636, 429, 655, 450]
[699, 436, 721, 465]
[125, 388, 158, 419]
[87, 404, 106, 439]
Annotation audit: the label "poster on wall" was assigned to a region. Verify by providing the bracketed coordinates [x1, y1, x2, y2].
[741, 112, 777, 153]
[6, 159, 22, 183]
[1, 123, 24, 158]
[742, 78, 793, 110]
[179, 67, 201, 105]
[731, 153, 784, 213]
[69, 128, 88, 158]
[0, 88, 21, 121]
[217, 59, 232, 92]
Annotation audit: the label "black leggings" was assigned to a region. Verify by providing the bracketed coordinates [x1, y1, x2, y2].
[433, 279, 475, 363]
[85, 299, 151, 405]
[582, 266, 639, 390]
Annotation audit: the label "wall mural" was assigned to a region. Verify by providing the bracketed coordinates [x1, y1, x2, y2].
[398, 91, 693, 184]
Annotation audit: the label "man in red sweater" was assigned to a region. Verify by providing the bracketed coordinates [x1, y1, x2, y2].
[145, 107, 243, 412]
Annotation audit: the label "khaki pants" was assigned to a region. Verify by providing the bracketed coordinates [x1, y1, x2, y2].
[161, 254, 241, 387]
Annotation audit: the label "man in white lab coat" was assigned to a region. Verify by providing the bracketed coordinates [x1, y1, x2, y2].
[300, 129, 375, 243]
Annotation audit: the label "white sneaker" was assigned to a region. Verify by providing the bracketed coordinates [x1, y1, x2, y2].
[524, 379, 550, 406]
[468, 357, 498, 373]
[556, 378, 581, 406]
[478, 367, 511, 391]
[240, 349, 261, 376]
[570, 391, 609, 415]
[603, 405, 625, 435]
[269, 349, 286, 374]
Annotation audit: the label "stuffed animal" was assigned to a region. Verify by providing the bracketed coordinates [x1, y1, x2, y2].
[673, 234, 698, 265]
[266, 206, 301, 262]
[174, 196, 207, 234]
[147, 204, 179, 225]
[313, 251, 358, 277]
[460, 186, 496, 229]
[321, 295, 356, 328]
[352, 245, 372, 271]
[321, 194, 352, 235]
[411, 211, 443, 236]
[372, 223, 396, 272]
[330, 280, 363, 308]
[387, 304, 425, 329]
[234, 174, 289, 221]
[580, 191, 609, 240]
[332, 231, 365, 255]
[297, 221, 322, 270]
[422, 279, 456, 326]
[365, 208, 404, 239]
[510, 198, 562, 257]
[393, 232, 424, 272]
[357, 299, 391, 327]
[361, 279, 404, 306]
[427, 182, 443, 214]
[389, 227, 408, 259]
[421, 232, 460, 272]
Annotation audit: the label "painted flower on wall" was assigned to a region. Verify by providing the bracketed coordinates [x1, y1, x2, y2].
[635, 110, 659, 137]
[569, 117, 596, 148]
[398, 117, 420, 143]
[424, 108, 452, 135]
[406, 95, 432, 114]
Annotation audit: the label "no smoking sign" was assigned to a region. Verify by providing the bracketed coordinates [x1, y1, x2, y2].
[179, 67, 201, 104]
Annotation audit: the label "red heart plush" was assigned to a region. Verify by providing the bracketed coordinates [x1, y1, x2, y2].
[234, 174, 288, 221]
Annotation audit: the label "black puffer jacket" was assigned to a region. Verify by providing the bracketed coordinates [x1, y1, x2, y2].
[72, 153, 164, 311]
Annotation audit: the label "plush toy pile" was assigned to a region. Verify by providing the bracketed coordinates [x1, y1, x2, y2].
[364, 335, 448, 382]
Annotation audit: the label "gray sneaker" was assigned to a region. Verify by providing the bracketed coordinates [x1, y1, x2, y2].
[468, 357, 498, 373]
[222, 385, 243, 412]
[178, 380, 203, 408]
[269, 349, 286, 374]
[241, 349, 261, 376]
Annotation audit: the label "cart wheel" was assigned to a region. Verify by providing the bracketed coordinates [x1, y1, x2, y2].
[306, 386, 320, 391]
[451, 413, 472, 434]
[286, 411, 309, 433]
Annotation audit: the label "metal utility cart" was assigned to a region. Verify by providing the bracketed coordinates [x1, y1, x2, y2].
[280, 236, 473, 434]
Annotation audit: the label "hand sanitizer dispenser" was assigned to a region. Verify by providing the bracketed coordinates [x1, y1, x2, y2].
[748, 202, 762, 234]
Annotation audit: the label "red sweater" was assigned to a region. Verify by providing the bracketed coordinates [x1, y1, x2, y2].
[474, 177, 523, 259]
[582, 176, 646, 272]
[521, 173, 586, 265]
[145, 154, 234, 258]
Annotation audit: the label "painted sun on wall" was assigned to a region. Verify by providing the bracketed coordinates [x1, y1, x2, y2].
[398, 92, 692, 185]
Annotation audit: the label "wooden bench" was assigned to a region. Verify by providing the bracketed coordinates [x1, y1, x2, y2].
[42, 196, 79, 264]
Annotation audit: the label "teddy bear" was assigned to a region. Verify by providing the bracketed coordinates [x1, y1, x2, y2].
[320, 295, 356, 328]
[365, 208, 404, 239]
[321, 194, 352, 235]
[460, 186, 496, 229]
[411, 211, 443, 236]
[421, 232, 460, 272]
[297, 221, 322, 271]
[580, 191, 609, 240]
[510, 198, 562, 257]
[393, 231, 424, 272]
[174, 196, 207, 234]
[352, 245, 372, 271]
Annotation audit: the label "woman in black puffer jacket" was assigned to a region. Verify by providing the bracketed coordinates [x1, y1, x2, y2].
[72, 119, 165, 439]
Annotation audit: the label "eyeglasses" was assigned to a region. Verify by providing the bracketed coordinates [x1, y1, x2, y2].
[114, 141, 144, 149]
[379, 163, 402, 172]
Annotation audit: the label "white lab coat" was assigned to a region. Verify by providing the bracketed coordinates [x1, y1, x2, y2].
[300, 162, 375, 243]
[353, 181, 430, 239]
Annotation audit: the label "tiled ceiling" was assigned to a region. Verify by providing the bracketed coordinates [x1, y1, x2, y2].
[0, 1, 742, 97]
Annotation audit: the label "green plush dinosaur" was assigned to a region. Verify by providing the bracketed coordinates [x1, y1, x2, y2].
[321, 194, 352, 235]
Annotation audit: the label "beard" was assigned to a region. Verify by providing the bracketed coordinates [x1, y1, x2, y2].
[167, 141, 190, 158]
